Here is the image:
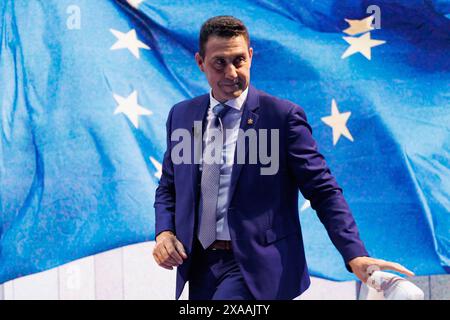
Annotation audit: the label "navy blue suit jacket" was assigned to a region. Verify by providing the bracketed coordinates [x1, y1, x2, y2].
[154, 85, 368, 300]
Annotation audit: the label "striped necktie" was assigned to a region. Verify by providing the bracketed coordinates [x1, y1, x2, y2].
[197, 103, 230, 249]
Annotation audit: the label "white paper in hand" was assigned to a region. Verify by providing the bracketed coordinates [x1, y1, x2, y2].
[365, 268, 424, 300]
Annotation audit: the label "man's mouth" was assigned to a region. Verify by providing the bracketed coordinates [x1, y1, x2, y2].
[222, 82, 241, 89]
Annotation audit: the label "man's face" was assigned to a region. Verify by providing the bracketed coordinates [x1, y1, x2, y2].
[195, 35, 253, 102]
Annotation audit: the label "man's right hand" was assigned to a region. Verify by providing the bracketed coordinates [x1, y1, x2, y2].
[152, 231, 188, 270]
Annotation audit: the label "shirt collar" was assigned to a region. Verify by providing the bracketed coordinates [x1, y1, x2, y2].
[209, 85, 249, 111]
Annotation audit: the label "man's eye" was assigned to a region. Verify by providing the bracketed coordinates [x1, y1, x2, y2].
[235, 57, 245, 65]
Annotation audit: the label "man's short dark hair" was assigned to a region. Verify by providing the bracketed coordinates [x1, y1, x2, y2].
[199, 16, 250, 58]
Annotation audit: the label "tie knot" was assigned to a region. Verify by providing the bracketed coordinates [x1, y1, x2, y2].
[212, 103, 230, 119]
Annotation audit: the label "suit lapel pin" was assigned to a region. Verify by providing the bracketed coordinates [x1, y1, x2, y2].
[247, 118, 254, 125]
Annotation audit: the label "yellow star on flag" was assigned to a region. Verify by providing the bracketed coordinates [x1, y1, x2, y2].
[341, 32, 386, 60]
[110, 28, 150, 59]
[149, 156, 162, 179]
[343, 15, 375, 35]
[127, 0, 144, 8]
[113, 90, 153, 128]
[321, 99, 354, 146]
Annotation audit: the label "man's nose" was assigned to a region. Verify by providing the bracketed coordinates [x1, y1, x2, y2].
[224, 63, 238, 80]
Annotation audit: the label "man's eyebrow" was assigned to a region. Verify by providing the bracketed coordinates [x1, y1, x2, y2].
[210, 52, 247, 60]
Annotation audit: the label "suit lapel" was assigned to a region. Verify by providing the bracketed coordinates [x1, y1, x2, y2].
[228, 85, 260, 204]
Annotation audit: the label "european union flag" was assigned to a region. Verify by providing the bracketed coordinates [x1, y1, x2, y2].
[1, 0, 449, 284]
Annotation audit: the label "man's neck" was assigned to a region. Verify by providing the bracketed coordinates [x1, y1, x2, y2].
[210, 86, 249, 111]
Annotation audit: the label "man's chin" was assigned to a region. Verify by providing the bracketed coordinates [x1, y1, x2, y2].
[229, 89, 243, 98]
[222, 87, 243, 99]
[213, 85, 245, 101]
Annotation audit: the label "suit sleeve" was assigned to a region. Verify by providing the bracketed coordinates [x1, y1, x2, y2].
[286, 105, 369, 272]
[153, 106, 176, 239]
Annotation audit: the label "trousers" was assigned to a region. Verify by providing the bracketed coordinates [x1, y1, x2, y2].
[188, 238, 254, 300]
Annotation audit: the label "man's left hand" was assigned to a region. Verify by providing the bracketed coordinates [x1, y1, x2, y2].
[348, 256, 415, 283]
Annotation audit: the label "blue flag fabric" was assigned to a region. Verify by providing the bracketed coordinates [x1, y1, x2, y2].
[1, 0, 449, 284]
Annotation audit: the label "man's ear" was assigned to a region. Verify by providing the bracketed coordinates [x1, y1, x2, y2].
[248, 47, 253, 66]
[195, 52, 205, 72]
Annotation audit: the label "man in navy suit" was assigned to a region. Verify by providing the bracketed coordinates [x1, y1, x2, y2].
[153, 16, 414, 300]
